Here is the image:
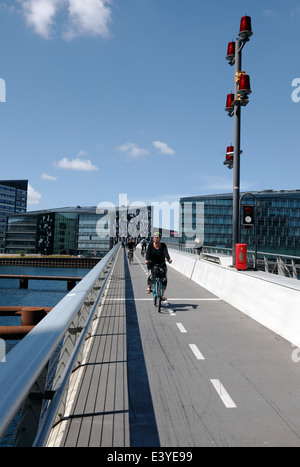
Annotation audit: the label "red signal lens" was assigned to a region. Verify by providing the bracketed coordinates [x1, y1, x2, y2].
[226, 41, 235, 61]
[239, 16, 253, 39]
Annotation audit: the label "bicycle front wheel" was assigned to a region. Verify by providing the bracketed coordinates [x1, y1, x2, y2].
[157, 280, 162, 312]
[153, 282, 157, 307]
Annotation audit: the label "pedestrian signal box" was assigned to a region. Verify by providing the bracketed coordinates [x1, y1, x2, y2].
[235, 243, 247, 270]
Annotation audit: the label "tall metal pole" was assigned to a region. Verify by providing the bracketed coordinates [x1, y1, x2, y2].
[240, 192, 258, 270]
[232, 39, 242, 266]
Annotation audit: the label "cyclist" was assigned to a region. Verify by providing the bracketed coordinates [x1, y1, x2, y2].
[145, 232, 172, 301]
[141, 238, 147, 255]
[126, 237, 135, 259]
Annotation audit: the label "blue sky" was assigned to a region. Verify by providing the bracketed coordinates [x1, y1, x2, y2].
[1, 0, 300, 213]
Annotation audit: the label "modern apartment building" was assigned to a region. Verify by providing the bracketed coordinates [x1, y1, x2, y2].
[180, 190, 300, 256]
[0, 180, 28, 253]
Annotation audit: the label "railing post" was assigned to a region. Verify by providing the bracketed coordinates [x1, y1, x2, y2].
[292, 259, 297, 279]
[13, 364, 49, 447]
[277, 256, 285, 277]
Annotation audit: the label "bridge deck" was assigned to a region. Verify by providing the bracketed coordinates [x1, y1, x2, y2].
[47, 247, 300, 447]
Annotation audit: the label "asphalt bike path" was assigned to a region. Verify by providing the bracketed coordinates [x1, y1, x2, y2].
[125, 248, 300, 447]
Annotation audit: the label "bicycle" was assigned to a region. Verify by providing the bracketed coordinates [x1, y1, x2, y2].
[151, 263, 166, 313]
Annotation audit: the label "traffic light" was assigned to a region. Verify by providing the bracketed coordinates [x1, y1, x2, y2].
[242, 205, 254, 227]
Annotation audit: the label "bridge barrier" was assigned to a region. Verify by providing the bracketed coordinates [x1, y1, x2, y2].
[0, 244, 120, 447]
[168, 248, 300, 348]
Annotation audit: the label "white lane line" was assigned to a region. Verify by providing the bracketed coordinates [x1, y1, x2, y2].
[166, 298, 221, 301]
[105, 297, 221, 301]
[105, 298, 152, 301]
[210, 379, 237, 408]
[189, 344, 205, 360]
[176, 323, 187, 333]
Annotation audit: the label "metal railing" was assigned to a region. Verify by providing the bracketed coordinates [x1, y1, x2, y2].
[252, 251, 300, 279]
[0, 243, 120, 447]
[166, 242, 300, 280]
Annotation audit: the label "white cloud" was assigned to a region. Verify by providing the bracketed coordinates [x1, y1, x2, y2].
[41, 172, 57, 180]
[53, 156, 99, 171]
[20, 0, 61, 39]
[18, 0, 112, 40]
[263, 9, 276, 17]
[0, 2, 17, 13]
[116, 142, 149, 159]
[63, 0, 112, 40]
[27, 183, 42, 205]
[153, 140, 175, 155]
[77, 149, 88, 157]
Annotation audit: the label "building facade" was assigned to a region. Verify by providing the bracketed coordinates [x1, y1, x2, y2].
[0, 180, 28, 253]
[180, 190, 300, 256]
[5, 188, 300, 257]
[5, 204, 153, 256]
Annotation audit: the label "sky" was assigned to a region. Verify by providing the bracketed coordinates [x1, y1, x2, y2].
[1, 0, 300, 216]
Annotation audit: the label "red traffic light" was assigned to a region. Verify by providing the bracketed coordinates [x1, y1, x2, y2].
[239, 16, 253, 40]
[224, 145, 234, 169]
[238, 74, 251, 95]
[225, 93, 234, 115]
[226, 145, 234, 160]
[226, 41, 235, 62]
[242, 205, 254, 226]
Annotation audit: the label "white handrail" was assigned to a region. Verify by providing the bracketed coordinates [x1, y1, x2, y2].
[0, 244, 119, 440]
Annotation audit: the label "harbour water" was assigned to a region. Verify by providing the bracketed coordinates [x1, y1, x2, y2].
[0, 264, 90, 447]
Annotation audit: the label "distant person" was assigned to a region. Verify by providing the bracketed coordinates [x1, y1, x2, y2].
[194, 238, 203, 255]
[141, 238, 147, 255]
[126, 238, 135, 258]
[145, 232, 172, 301]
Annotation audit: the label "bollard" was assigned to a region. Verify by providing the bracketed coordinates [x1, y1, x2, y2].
[67, 279, 76, 291]
[21, 308, 47, 326]
[19, 278, 29, 289]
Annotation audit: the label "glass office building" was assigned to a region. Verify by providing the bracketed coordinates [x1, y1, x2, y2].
[0, 180, 28, 253]
[5, 207, 109, 256]
[180, 190, 300, 256]
[6, 214, 37, 254]
[77, 214, 111, 256]
[5, 204, 153, 256]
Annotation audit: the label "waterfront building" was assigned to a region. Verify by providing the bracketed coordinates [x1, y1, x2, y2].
[180, 190, 300, 256]
[5, 204, 153, 256]
[0, 180, 28, 253]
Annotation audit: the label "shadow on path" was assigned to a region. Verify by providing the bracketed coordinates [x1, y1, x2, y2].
[124, 252, 160, 447]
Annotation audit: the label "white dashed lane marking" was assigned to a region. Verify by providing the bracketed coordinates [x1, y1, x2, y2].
[176, 323, 187, 333]
[210, 379, 237, 408]
[131, 253, 238, 409]
[189, 344, 205, 360]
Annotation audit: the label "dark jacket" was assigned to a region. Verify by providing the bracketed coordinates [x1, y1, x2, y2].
[146, 242, 170, 265]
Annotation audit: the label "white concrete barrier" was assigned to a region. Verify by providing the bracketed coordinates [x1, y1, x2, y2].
[168, 249, 300, 347]
[169, 251, 196, 279]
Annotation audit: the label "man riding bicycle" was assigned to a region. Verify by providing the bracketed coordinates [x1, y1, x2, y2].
[141, 238, 147, 255]
[145, 232, 172, 301]
[126, 237, 135, 258]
